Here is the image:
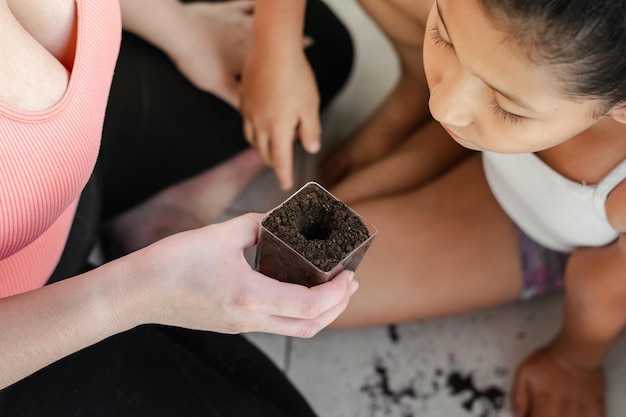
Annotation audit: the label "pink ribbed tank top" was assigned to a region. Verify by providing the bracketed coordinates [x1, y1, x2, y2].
[0, 0, 121, 297]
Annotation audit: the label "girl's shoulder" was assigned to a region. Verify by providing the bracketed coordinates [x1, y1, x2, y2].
[553, 118, 626, 233]
[606, 168, 626, 233]
[604, 121, 626, 233]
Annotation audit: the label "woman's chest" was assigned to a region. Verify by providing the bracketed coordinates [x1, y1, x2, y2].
[7, 0, 77, 67]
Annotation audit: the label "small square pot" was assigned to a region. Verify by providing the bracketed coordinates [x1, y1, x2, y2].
[255, 182, 377, 287]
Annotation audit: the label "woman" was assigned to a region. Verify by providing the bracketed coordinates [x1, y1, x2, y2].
[0, 1, 357, 416]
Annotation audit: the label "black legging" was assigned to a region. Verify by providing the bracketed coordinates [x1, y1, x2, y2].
[0, 326, 320, 417]
[0, 1, 353, 416]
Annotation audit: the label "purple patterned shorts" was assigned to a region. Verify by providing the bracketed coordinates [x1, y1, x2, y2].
[517, 226, 571, 300]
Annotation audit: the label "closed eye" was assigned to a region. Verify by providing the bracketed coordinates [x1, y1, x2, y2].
[490, 97, 526, 125]
[429, 23, 454, 50]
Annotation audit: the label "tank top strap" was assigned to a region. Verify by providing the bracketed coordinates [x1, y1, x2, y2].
[594, 159, 626, 219]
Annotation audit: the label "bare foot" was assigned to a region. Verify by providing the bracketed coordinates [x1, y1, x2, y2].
[103, 148, 266, 257]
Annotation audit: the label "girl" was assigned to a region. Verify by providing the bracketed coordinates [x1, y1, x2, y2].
[323, 0, 626, 416]
[243, 0, 626, 417]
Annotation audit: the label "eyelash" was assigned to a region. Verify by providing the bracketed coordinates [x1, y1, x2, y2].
[429, 24, 454, 50]
[490, 97, 525, 125]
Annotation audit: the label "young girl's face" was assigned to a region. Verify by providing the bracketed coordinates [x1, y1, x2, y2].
[423, 0, 603, 153]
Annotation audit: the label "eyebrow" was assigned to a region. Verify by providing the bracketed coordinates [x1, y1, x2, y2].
[435, 0, 539, 113]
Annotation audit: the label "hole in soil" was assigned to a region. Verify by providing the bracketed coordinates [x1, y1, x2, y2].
[298, 212, 332, 241]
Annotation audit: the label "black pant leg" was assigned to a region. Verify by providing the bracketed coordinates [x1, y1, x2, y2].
[0, 326, 317, 417]
[98, 29, 249, 220]
[304, 0, 354, 110]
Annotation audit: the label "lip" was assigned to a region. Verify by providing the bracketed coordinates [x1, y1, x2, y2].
[442, 126, 462, 140]
[441, 125, 482, 150]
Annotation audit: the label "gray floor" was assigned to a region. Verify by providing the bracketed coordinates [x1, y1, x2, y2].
[224, 1, 626, 416]
[247, 294, 626, 417]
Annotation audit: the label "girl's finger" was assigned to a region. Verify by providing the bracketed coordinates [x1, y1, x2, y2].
[269, 123, 297, 190]
[254, 130, 272, 166]
[298, 113, 321, 155]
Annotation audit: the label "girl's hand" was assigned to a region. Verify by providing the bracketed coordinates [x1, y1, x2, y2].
[164, 0, 255, 108]
[512, 345, 605, 417]
[240, 46, 321, 190]
[130, 213, 357, 338]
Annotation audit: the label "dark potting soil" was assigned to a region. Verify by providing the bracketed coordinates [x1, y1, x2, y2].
[261, 183, 370, 272]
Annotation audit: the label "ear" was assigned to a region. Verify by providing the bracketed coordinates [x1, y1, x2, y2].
[608, 104, 626, 124]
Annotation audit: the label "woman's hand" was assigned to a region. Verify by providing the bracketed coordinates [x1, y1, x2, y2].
[161, 1, 255, 108]
[512, 345, 605, 417]
[131, 213, 358, 337]
[240, 43, 321, 191]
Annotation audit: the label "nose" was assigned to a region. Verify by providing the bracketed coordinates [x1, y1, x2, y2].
[429, 69, 478, 128]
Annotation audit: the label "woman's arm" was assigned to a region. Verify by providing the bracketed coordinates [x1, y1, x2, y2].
[119, 0, 255, 108]
[0, 255, 141, 388]
[119, 0, 182, 52]
[0, 213, 358, 389]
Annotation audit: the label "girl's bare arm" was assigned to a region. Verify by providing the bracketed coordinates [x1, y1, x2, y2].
[512, 181, 626, 416]
[240, 0, 320, 190]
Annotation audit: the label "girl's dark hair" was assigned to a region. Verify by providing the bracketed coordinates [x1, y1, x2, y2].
[478, 0, 626, 112]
